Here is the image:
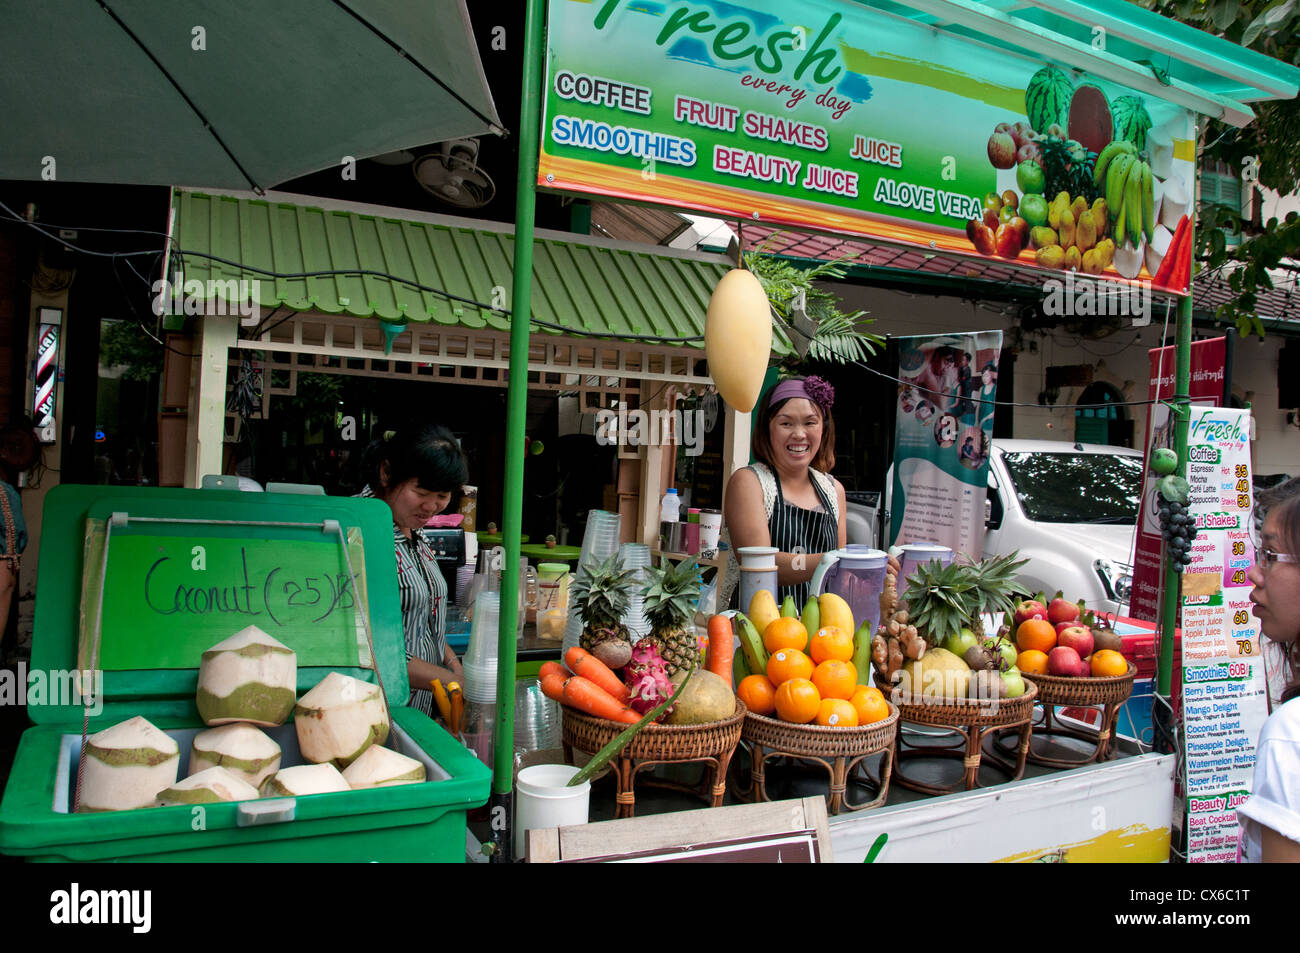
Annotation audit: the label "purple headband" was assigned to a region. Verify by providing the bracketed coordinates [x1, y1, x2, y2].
[769, 376, 834, 411]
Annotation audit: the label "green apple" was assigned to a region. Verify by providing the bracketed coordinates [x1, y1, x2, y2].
[1015, 160, 1045, 195]
[984, 636, 1017, 671]
[1019, 193, 1048, 227]
[943, 627, 980, 659]
[1001, 668, 1027, 698]
[1151, 447, 1177, 476]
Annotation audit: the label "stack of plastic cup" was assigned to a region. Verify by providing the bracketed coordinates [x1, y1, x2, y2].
[462, 590, 500, 700]
[513, 677, 562, 753]
[562, 510, 623, 657]
[619, 542, 652, 642]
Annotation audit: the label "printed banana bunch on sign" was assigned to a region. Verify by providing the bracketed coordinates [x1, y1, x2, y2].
[705, 269, 772, 413]
[1094, 141, 1155, 278]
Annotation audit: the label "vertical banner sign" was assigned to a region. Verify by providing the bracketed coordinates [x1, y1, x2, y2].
[889, 331, 1002, 557]
[1179, 405, 1267, 864]
[33, 309, 63, 440]
[1129, 337, 1226, 622]
[541, 0, 1199, 292]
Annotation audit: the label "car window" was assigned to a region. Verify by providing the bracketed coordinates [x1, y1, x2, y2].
[1001, 451, 1142, 523]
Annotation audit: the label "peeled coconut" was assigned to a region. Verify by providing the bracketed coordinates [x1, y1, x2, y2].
[1112, 239, 1145, 280]
[293, 672, 390, 768]
[260, 763, 351, 797]
[342, 744, 426, 789]
[78, 715, 179, 813]
[898, 647, 971, 700]
[156, 766, 259, 806]
[1160, 176, 1189, 231]
[1145, 224, 1173, 278]
[188, 723, 282, 789]
[664, 669, 736, 725]
[196, 626, 297, 727]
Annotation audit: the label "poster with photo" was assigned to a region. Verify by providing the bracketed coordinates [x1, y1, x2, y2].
[889, 331, 1002, 557]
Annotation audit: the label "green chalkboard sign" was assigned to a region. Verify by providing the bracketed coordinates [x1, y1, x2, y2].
[80, 515, 371, 671]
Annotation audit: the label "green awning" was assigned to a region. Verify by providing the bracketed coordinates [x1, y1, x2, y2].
[171, 190, 760, 349]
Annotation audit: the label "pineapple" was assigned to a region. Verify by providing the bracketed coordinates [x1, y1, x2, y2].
[640, 557, 702, 678]
[572, 553, 637, 669]
[902, 551, 1027, 645]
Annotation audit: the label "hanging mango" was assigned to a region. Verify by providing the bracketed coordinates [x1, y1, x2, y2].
[704, 268, 772, 414]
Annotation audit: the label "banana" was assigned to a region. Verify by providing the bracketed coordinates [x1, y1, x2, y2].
[780, 594, 798, 618]
[850, 619, 875, 686]
[1093, 139, 1135, 189]
[733, 612, 769, 677]
[1105, 153, 1135, 215]
[748, 589, 780, 638]
[1140, 161, 1155, 244]
[801, 594, 821, 645]
[1125, 159, 1143, 247]
[818, 591, 854, 637]
[430, 679, 453, 726]
[1114, 183, 1128, 248]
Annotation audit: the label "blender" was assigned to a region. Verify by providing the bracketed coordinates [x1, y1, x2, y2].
[808, 545, 889, 636]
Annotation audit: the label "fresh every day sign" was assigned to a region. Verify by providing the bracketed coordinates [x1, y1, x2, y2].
[541, 0, 1197, 291]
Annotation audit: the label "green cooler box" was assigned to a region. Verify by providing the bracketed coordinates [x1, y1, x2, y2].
[0, 485, 491, 862]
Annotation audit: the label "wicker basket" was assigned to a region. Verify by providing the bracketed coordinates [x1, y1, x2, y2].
[875, 674, 1039, 727]
[1021, 662, 1137, 707]
[562, 697, 747, 761]
[742, 704, 899, 759]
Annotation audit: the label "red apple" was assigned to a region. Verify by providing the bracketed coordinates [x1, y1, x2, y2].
[987, 132, 1017, 169]
[1058, 625, 1094, 660]
[1014, 599, 1048, 628]
[1011, 122, 1036, 148]
[1048, 596, 1081, 625]
[1048, 645, 1083, 677]
[994, 122, 1013, 136]
[1016, 141, 1043, 167]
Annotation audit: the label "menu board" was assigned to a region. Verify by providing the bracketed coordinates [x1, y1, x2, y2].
[1179, 406, 1268, 863]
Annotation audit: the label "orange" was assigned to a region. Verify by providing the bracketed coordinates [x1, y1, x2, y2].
[767, 648, 814, 685]
[737, 674, 777, 716]
[811, 659, 858, 700]
[1017, 648, 1049, 675]
[1016, 618, 1057, 654]
[1090, 649, 1128, 677]
[774, 678, 821, 724]
[809, 626, 854, 664]
[850, 686, 890, 725]
[816, 698, 859, 728]
[763, 616, 809, 653]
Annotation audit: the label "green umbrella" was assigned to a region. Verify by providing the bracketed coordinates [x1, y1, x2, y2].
[0, 0, 502, 189]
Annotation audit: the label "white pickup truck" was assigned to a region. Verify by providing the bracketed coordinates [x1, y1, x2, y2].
[849, 439, 1143, 616]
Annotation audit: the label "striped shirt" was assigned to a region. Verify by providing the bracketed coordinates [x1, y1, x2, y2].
[757, 464, 839, 608]
[357, 485, 447, 718]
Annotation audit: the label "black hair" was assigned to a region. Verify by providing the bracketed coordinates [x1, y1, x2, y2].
[362, 424, 467, 503]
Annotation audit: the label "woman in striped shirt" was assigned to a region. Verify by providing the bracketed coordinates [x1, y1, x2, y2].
[358, 425, 466, 717]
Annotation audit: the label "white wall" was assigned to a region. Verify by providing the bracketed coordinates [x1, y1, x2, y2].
[828, 281, 1295, 477]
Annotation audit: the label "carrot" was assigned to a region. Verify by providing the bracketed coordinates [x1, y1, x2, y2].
[447, 682, 464, 735]
[706, 614, 735, 684]
[539, 660, 572, 682]
[564, 646, 631, 704]
[540, 672, 567, 703]
[562, 675, 640, 723]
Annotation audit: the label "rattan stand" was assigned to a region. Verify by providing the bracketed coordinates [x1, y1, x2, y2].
[561, 699, 747, 819]
[884, 682, 1038, 795]
[992, 664, 1136, 768]
[737, 704, 900, 814]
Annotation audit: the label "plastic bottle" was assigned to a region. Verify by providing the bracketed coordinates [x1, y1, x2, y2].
[660, 487, 681, 523]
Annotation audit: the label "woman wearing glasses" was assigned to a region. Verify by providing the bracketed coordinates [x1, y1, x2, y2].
[1238, 482, 1300, 861]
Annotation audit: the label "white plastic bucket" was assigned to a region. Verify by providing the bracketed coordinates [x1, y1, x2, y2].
[514, 764, 590, 859]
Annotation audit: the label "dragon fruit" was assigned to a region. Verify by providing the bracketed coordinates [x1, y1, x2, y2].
[624, 641, 676, 720]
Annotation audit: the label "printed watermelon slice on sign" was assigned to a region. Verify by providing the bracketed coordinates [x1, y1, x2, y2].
[1068, 84, 1113, 156]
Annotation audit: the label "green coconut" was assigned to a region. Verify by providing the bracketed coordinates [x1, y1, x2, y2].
[195, 626, 297, 727]
[293, 672, 390, 768]
[188, 723, 282, 789]
[260, 763, 351, 797]
[342, 744, 427, 789]
[156, 766, 259, 806]
[78, 715, 180, 813]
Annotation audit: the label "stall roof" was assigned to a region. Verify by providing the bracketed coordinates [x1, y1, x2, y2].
[170, 190, 782, 350]
[860, 0, 1300, 125]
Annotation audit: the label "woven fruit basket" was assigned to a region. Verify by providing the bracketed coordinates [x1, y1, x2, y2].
[874, 676, 1039, 727]
[1020, 662, 1137, 707]
[740, 703, 900, 814]
[561, 699, 747, 818]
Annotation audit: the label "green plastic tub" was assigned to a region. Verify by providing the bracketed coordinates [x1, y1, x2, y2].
[0, 485, 491, 862]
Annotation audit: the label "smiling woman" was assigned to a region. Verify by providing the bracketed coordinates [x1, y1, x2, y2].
[355, 425, 468, 718]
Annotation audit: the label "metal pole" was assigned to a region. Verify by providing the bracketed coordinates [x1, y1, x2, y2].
[490, 0, 546, 864]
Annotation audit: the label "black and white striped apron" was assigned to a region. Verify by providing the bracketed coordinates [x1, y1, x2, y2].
[764, 468, 839, 608]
